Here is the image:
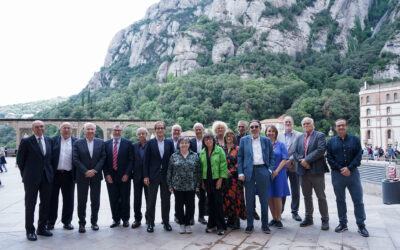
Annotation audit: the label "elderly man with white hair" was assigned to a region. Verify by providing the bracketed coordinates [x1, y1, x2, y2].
[169, 124, 182, 151]
[73, 122, 106, 233]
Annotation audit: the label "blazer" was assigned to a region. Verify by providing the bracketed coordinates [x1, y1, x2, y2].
[143, 137, 174, 181]
[237, 135, 274, 182]
[277, 130, 302, 172]
[73, 137, 106, 183]
[51, 135, 77, 182]
[189, 137, 203, 154]
[103, 138, 134, 181]
[17, 135, 54, 185]
[293, 130, 329, 176]
[132, 141, 147, 182]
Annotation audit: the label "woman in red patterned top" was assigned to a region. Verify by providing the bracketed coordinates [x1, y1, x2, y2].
[222, 130, 246, 230]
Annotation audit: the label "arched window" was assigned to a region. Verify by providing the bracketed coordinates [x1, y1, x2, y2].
[367, 96, 370, 103]
[367, 109, 371, 116]
[367, 130, 371, 139]
[387, 106, 391, 114]
[367, 119, 371, 126]
[395, 93, 398, 101]
[388, 129, 392, 139]
[387, 93, 391, 101]
[388, 118, 392, 125]
[361, 97, 364, 104]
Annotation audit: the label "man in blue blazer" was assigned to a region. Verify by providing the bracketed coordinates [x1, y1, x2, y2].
[47, 122, 77, 231]
[131, 127, 149, 228]
[238, 120, 274, 234]
[143, 121, 174, 233]
[73, 122, 106, 233]
[104, 125, 134, 228]
[18, 120, 54, 241]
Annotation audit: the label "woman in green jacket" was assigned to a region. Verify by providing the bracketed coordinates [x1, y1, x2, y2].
[199, 133, 228, 235]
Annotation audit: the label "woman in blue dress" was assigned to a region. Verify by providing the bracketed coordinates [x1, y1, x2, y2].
[265, 125, 290, 229]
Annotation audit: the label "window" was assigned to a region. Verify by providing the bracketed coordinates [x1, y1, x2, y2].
[387, 106, 391, 114]
[387, 93, 391, 101]
[388, 129, 392, 139]
[395, 93, 398, 101]
[367, 119, 371, 126]
[361, 97, 363, 104]
[367, 96, 370, 103]
[388, 118, 392, 125]
[367, 130, 371, 139]
[367, 109, 371, 116]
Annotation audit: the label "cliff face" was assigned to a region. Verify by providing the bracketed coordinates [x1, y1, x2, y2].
[87, 0, 399, 90]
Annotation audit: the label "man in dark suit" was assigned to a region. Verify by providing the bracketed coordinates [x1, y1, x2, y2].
[169, 124, 181, 151]
[236, 120, 248, 146]
[104, 125, 133, 228]
[17, 120, 54, 241]
[131, 127, 149, 229]
[293, 117, 329, 231]
[47, 122, 77, 231]
[143, 121, 174, 233]
[189, 122, 207, 225]
[73, 122, 106, 233]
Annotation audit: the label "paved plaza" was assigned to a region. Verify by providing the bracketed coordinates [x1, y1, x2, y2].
[0, 157, 399, 250]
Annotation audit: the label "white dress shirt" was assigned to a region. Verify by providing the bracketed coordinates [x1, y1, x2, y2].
[252, 136, 265, 165]
[86, 138, 94, 158]
[57, 137, 72, 171]
[35, 135, 46, 156]
[173, 139, 178, 151]
[196, 139, 202, 154]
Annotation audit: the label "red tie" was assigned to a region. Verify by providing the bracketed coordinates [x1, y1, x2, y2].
[304, 133, 311, 156]
[113, 141, 118, 171]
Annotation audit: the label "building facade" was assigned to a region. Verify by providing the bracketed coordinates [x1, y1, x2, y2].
[359, 82, 400, 149]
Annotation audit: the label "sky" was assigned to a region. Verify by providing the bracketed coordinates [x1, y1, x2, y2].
[0, 0, 159, 106]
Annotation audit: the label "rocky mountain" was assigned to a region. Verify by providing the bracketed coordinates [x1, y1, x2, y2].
[87, 0, 400, 91]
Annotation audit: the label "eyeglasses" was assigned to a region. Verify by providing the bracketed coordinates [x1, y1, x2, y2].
[250, 126, 259, 129]
[155, 127, 165, 130]
[238, 126, 245, 128]
[113, 129, 122, 132]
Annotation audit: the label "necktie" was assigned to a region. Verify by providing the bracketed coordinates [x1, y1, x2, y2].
[38, 137, 45, 155]
[113, 141, 118, 171]
[304, 133, 311, 156]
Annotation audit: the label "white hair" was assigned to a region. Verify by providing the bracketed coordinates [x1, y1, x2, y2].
[301, 117, 314, 125]
[83, 122, 96, 130]
[136, 127, 149, 136]
[237, 120, 247, 127]
[212, 121, 228, 135]
[283, 116, 294, 123]
[171, 124, 182, 132]
[193, 122, 204, 130]
[59, 122, 72, 129]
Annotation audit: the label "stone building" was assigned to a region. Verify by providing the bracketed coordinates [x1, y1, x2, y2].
[359, 82, 400, 149]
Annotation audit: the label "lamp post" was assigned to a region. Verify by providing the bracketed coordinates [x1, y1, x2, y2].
[328, 126, 334, 139]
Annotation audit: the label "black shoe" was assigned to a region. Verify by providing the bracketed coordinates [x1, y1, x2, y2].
[198, 217, 207, 225]
[335, 223, 348, 233]
[275, 220, 283, 229]
[268, 220, 276, 226]
[26, 233, 37, 241]
[79, 224, 86, 233]
[262, 225, 271, 234]
[358, 226, 369, 237]
[300, 219, 313, 227]
[123, 221, 129, 227]
[205, 227, 216, 233]
[63, 224, 74, 230]
[321, 221, 329, 231]
[36, 229, 53, 237]
[147, 224, 154, 233]
[217, 229, 225, 235]
[189, 218, 194, 225]
[46, 224, 54, 230]
[91, 224, 99, 231]
[131, 221, 141, 229]
[110, 221, 120, 228]
[254, 211, 260, 220]
[232, 218, 240, 230]
[245, 226, 254, 234]
[163, 223, 172, 231]
[292, 213, 302, 221]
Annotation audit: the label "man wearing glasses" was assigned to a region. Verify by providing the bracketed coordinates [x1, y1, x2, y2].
[143, 121, 174, 232]
[238, 120, 274, 234]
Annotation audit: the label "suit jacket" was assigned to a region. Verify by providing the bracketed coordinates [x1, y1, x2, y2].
[237, 135, 274, 182]
[293, 130, 329, 176]
[189, 137, 203, 154]
[132, 141, 147, 183]
[168, 137, 179, 152]
[17, 135, 54, 185]
[103, 138, 134, 181]
[143, 137, 174, 181]
[73, 137, 106, 183]
[51, 135, 77, 182]
[277, 130, 302, 172]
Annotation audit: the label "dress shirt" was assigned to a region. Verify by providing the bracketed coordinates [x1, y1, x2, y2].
[284, 131, 293, 149]
[304, 130, 314, 156]
[86, 138, 94, 158]
[327, 134, 362, 171]
[113, 138, 121, 153]
[173, 139, 178, 151]
[139, 142, 146, 160]
[252, 136, 265, 165]
[35, 135, 46, 156]
[196, 138, 202, 154]
[57, 136, 72, 171]
[157, 138, 165, 158]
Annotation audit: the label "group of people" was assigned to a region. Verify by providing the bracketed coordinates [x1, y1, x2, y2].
[365, 145, 399, 161]
[16, 117, 369, 241]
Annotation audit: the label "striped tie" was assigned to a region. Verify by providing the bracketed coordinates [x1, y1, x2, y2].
[113, 141, 118, 171]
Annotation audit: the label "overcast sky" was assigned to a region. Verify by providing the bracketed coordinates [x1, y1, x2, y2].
[0, 0, 159, 106]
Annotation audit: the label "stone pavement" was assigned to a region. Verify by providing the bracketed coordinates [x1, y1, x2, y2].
[0, 157, 399, 250]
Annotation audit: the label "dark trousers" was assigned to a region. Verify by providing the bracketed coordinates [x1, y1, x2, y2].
[146, 173, 170, 226]
[48, 170, 75, 225]
[77, 180, 101, 225]
[133, 179, 148, 222]
[175, 190, 195, 226]
[300, 171, 329, 221]
[24, 175, 52, 233]
[206, 180, 225, 230]
[196, 188, 207, 218]
[331, 169, 366, 227]
[282, 170, 300, 214]
[106, 178, 131, 222]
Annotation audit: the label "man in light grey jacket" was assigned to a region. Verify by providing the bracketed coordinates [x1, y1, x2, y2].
[278, 116, 302, 222]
